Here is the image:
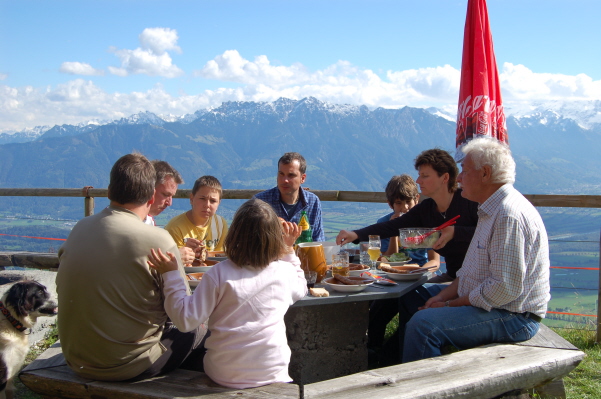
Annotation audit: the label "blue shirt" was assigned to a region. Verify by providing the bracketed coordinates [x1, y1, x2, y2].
[377, 212, 428, 266]
[254, 186, 325, 242]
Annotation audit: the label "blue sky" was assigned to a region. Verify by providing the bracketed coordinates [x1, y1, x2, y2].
[1, 0, 600, 132]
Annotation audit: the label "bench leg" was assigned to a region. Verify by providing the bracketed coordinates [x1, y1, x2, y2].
[533, 378, 567, 399]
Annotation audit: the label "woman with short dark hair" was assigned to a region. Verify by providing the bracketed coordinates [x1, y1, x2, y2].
[336, 148, 479, 283]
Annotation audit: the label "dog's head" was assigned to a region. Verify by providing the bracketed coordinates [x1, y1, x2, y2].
[4, 280, 58, 318]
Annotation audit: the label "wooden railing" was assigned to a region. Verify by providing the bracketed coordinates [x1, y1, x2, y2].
[1, 187, 601, 341]
[3, 188, 601, 217]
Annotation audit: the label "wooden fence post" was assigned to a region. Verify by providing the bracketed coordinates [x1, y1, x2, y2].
[83, 186, 94, 217]
[84, 197, 94, 217]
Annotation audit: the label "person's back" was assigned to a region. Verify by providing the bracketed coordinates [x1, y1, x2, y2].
[56, 153, 193, 381]
[149, 198, 307, 388]
[57, 206, 187, 380]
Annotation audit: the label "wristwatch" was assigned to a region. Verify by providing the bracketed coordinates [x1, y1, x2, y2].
[445, 300, 450, 307]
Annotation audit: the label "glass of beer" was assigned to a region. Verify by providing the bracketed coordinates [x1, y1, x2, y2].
[368, 235, 381, 270]
[331, 252, 350, 277]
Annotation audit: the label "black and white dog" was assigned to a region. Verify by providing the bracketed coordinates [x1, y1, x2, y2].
[0, 281, 57, 399]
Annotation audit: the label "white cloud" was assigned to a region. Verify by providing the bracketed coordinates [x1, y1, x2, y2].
[3, 52, 601, 133]
[108, 28, 184, 78]
[59, 62, 104, 76]
[0, 73, 7, 80]
[500, 63, 601, 101]
[139, 27, 181, 55]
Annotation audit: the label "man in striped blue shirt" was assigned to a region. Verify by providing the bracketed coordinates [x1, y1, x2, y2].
[254, 152, 325, 242]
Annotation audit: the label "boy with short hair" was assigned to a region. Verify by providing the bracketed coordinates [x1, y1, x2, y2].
[377, 175, 439, 269]
[165, 175, 228, 253]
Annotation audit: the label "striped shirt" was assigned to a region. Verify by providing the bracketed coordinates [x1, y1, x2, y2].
[457, 184, 550, 317]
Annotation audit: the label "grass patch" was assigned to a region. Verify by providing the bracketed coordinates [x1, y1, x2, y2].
[554, 326, 601, 399]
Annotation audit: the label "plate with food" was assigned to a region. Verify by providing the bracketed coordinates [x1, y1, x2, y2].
[348, 263, 370, 276]
[323, 275, 374, 293]
[207, 251, 227, 261]
[378, 264, 430, 281]
[186, 272, 204, 287]
[185, 259, 218, 273]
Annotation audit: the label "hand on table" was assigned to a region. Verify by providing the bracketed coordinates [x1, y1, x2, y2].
[336, 230, 358, 246]
[179, 247, 195, 266]
[432, 226, 454, 250]
[148, 248, 178, 274]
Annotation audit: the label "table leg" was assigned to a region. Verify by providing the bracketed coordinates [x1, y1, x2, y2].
[285, 301, 369, 384]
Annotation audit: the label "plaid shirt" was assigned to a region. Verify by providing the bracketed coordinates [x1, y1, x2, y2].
[254, 186, 325, 242]
[457, 184, 550, 317]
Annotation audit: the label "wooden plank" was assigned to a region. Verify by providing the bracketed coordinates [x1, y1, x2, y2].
[21, 342, 298, 399]
[2, 188, 601, 207]
[22, 343, 66, 371]
[0, 188, 108, 198]
[524, 194, 601, 208]
[21, 367, 298, 399]
[513, 324, 578, 350]
[303, 344, 584, 399]
[0, 251, 60, 269]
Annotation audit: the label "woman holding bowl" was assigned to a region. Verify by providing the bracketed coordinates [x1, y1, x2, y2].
[336, 148, 478, 283]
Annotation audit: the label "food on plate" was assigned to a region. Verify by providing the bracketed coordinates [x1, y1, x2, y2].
[348, 263, 369, 271]
[333, 274, 373, 285]
[309, 287, 329, 297]
[186, 272, 204, 281]
[380, 264, 421, 274]
[388, 252, 411, 262]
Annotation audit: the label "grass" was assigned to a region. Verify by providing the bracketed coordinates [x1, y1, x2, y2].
[555, 326, 601, 399]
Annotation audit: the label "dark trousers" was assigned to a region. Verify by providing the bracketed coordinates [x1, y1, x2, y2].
[367, 286, 433, 365]
[128, 322, 209, 381]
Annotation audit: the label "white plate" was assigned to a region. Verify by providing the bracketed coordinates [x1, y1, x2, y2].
[348, 266, 371, 276]
[380, 270, 428, 281]
[376, 260, 411, 267]
[185, 266, 212, 273]
[323, 277, 374, 293]
[188, 280, 201, 288]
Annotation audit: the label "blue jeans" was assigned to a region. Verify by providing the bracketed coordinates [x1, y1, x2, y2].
[401, 285, 540, 363]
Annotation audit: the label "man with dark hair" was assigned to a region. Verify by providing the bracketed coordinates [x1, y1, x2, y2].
[144, 160, 184, 226]
[254, 152, 325, 241]
[57, 153, 207, 381]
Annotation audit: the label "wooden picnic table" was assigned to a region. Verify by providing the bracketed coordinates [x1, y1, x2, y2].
[284, 273, 429, 384]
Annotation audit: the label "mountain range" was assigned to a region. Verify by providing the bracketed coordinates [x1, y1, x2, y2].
[1, 97, 600, 214]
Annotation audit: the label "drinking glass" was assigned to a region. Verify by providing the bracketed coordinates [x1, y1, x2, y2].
[331, 252, 350, 277]
[368, 235, 381, 270]
[304, 271, 317, 289]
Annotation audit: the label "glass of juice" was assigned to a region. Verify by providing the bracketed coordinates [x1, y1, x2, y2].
[368, 235, 381, 270]
[331, 252, 350, 277]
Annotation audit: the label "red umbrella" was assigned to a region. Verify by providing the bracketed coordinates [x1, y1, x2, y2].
[455, 0, 508, 160]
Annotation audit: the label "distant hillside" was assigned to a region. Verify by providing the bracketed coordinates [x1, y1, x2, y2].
[1, 97, 601, 220]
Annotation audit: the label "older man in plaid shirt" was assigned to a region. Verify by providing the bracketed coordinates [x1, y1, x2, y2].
[400, 137, 550, 363]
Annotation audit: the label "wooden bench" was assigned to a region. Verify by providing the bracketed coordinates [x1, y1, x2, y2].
[20, 325, 584, 399]
[303, 324, 585, 399]
[20, 342, 299, 399]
